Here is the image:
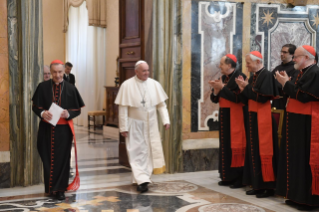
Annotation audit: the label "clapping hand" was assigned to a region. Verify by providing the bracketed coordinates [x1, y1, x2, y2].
[275, 71, 290, 86]
[235, 75, 248, 92]
[208, 78, 225, 95]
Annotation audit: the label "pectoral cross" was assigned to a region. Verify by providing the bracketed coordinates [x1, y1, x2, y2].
[141, 99, 146, 107]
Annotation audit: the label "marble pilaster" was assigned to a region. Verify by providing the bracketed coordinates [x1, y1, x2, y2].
[0, 0, 10, 151]
[8, 0, 43, 187]
[0, 0, 10, 188]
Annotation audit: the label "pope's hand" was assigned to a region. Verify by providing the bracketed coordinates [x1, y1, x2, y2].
[43, 111, 53, 121]
[164, 124, 170, 130]
[61, 110, 69, 119]
[121, 131, 128, 137]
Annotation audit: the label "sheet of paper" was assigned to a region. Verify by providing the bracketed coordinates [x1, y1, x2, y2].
[44, 103, 64, 126]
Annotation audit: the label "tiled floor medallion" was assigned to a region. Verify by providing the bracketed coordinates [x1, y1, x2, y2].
[198, 203, 266, 212]
[149, 182, 198, 194]
[0, 190, 191, 211]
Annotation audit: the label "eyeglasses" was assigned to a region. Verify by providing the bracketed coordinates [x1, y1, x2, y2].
[293, 55, 305, 59]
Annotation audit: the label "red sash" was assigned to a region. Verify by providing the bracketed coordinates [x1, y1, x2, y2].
[219, 98, 246, 167]
[286, 98, 319, 195]
[248, 100, 275, 182]
[43, 118, 80, 191]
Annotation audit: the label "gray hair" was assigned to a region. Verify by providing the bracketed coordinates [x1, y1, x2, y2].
[134, 60, 147, 70]
[50, 63, 64, 69]
[246, 53, 263, 62]
[44, 65, 50, 71]
[301, 46, 315, 60]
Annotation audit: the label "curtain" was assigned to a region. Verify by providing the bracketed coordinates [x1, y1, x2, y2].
[66, 1, 106, 127]
[152, 0, 183, 173]
[63, 0, 107, 33]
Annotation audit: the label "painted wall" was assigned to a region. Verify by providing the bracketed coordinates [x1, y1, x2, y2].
[105, 0, 119, 87]
[42, 0, 65, 65]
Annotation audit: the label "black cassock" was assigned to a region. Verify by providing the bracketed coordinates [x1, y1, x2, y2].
[240, 68, 279, 190]
[271, 61, 299, 109]
[276, 64, 319, 206]
[32, 80, 84, 193]
[210, 70, 248, 183]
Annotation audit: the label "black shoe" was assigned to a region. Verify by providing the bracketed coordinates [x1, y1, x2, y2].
[256, 189, 275, 198]
[218, 181, 233, 186]
[56, 191, 65, 200]
[297, 204, 318, 211]
[137, 182, 149, 193]
[230, 184, 245, 189]
[246, 189, 264, 195]
[285, 200, 299, 206]
[230, 180, 245, 189]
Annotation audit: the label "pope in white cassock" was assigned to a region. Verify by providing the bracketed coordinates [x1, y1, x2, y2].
[114, 60, 170, 193]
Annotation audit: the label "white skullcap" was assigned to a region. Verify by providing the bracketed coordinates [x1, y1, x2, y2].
[134, 60, 147, 70]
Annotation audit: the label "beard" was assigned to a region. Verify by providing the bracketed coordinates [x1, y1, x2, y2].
[294, 63, 300, 70]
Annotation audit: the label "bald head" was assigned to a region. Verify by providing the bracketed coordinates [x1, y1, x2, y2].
[43, 65, 51, 81]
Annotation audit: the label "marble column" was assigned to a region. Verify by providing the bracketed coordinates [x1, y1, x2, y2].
[0, 0, 10, 188]
[8, 0, 43, 187]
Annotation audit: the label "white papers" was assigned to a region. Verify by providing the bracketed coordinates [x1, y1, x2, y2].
[44, 103, 64, 126]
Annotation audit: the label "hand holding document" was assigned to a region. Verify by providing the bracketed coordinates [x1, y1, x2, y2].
[44, 103, 64, 126]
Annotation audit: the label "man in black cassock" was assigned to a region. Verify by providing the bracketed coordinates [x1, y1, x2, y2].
[271, 44, 299, 109]
[275, 45, 319, 211]
[209, 54, 247, 189]
[235, 51, 279, 198]
[32, 60, 84, 200]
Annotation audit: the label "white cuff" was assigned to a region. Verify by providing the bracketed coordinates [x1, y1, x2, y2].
[157, 102, 170, 125]
[119, 106, 128, 132]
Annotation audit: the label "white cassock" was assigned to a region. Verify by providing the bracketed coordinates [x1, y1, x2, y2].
[115, 75, 170, 185]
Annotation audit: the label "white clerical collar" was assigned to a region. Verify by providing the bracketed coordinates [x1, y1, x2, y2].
[134, 75, 147, 83]
[53, 79, 64, 85]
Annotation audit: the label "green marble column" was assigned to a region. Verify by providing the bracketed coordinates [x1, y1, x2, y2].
[152, 0, 183, 173]
[8, 0, 43, 187]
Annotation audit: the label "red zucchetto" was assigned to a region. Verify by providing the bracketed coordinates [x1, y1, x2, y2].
[50, 59, 64, 65]
[302, 45, 316, 57]
[226, 54, 237, 63]
[250, 51, 263, 59]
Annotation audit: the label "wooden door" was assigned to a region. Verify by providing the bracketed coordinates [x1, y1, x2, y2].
[118, 0, 144, 167]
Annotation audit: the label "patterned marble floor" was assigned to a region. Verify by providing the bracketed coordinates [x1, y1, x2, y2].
[0, 126, 317, 212]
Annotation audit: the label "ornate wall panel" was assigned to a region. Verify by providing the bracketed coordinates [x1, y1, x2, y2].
[191, 1, 243, 132]
[250, 4, 319, 70]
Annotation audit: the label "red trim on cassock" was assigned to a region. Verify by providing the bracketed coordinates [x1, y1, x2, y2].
[220, 109, 225, 180]
[44, 118, 80, 191]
